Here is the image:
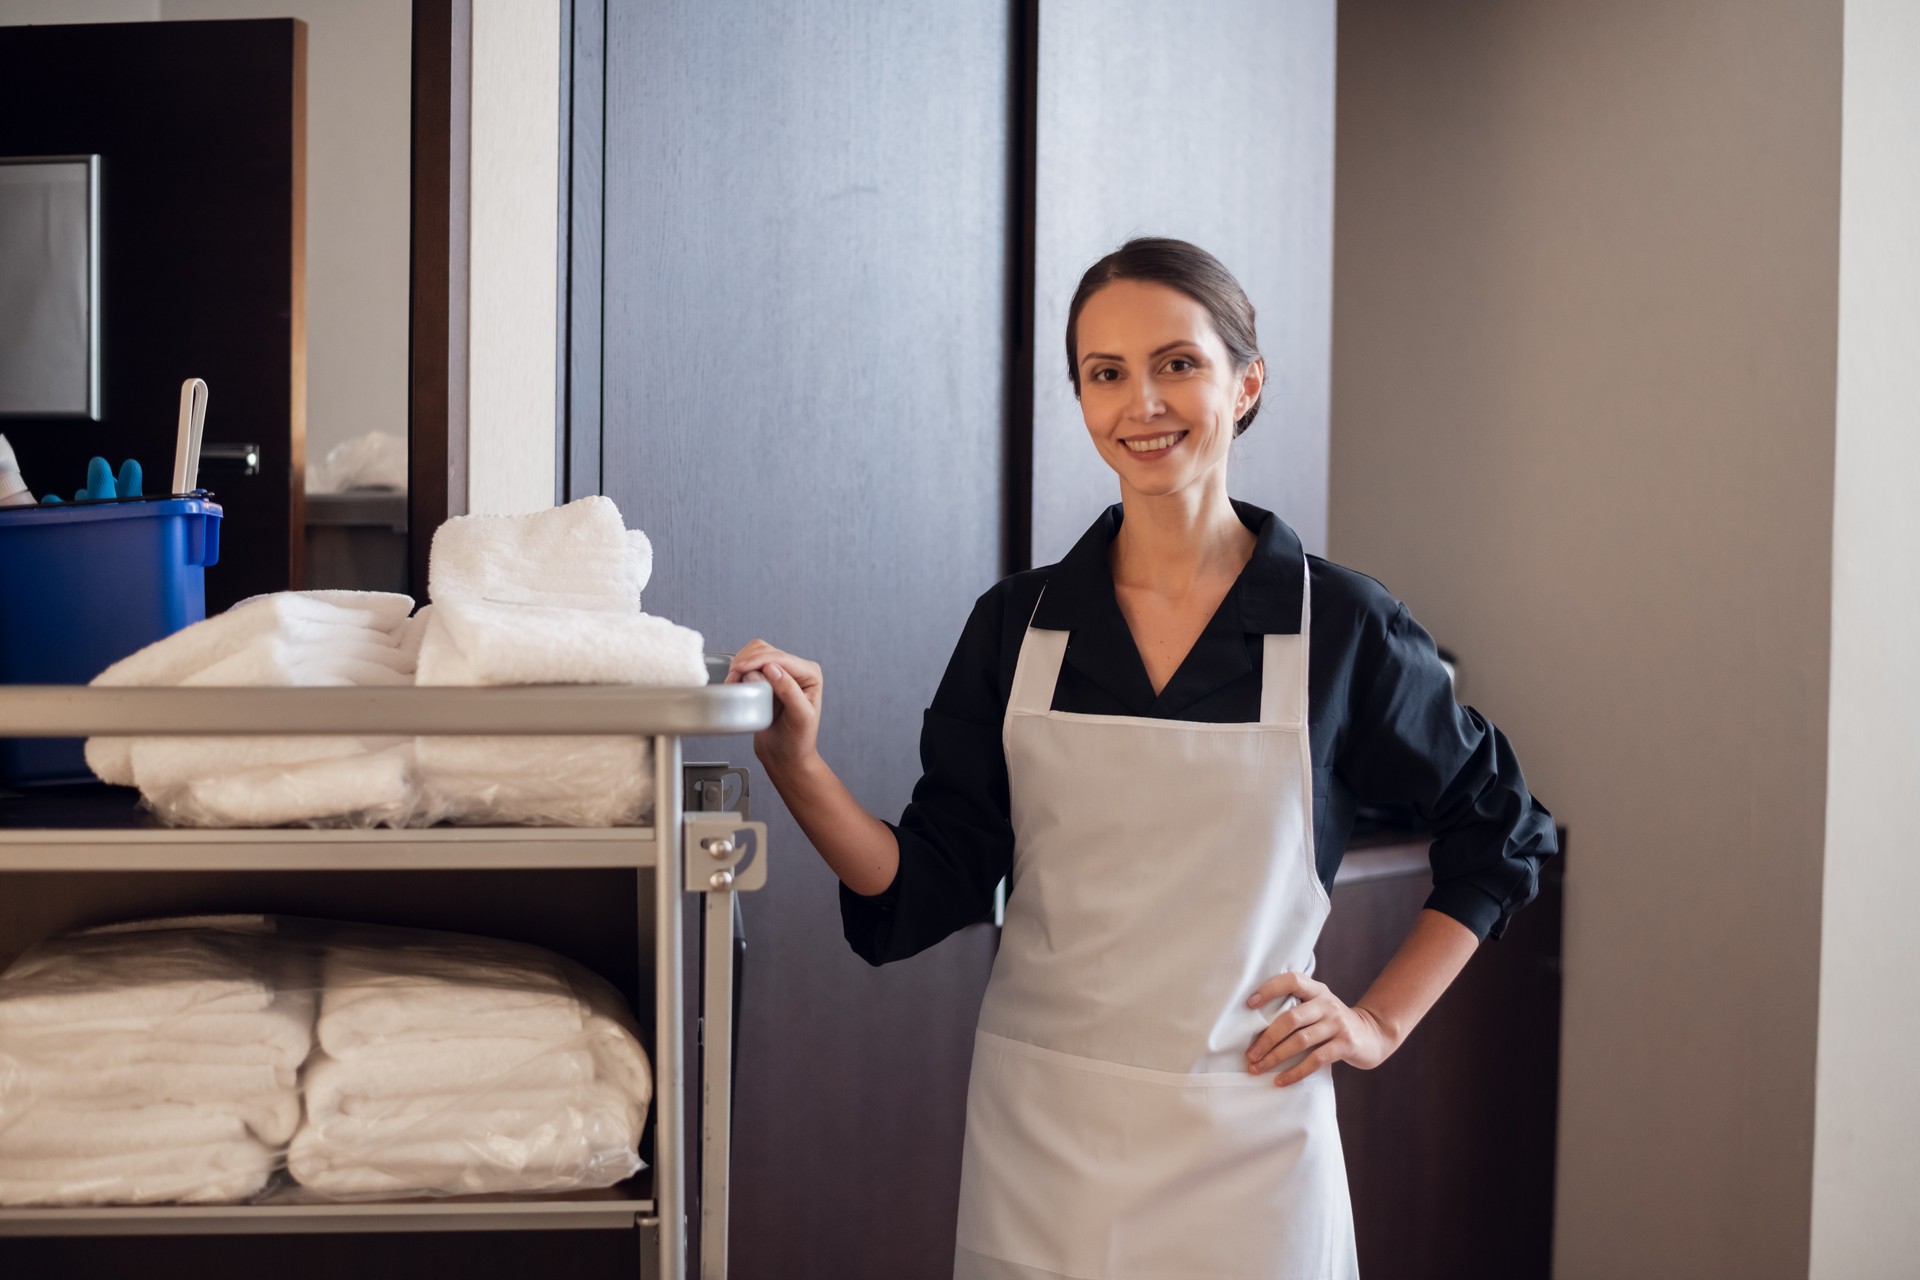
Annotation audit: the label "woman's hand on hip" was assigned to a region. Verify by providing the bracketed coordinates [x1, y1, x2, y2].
[1244, 972, 1397, 1086]
[726, 639, 823, 775]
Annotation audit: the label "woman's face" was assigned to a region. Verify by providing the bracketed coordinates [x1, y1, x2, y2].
[1074, 279, 1262, 501]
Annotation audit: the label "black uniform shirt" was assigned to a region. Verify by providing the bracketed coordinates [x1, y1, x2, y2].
[840, 500, 1558, 966]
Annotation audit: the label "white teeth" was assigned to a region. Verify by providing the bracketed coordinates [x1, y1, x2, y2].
[1123, 432, 1183, 453]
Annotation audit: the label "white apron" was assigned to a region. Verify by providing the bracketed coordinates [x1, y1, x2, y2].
[954, 556, 1358, 1280]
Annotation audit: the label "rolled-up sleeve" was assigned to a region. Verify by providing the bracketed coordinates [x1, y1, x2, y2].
[840, 588, 1016, 965]
[1335, 601, 1558, 941]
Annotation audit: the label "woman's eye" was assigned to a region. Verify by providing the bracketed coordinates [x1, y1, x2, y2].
[1091, 368, 1119, 382]
[1167, 358, 1195, 373]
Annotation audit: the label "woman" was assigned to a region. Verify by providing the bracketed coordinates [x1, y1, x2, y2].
[728, 238, 1557, 1279]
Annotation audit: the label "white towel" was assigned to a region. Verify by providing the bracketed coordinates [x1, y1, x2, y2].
[0, 1102, 251, 1160]
[129, 733, 408, 794]
[413, 736, 653, 827]
[86, 591, 416, 787]
[0, 1140, 276, 1206]
[286, 1126, 638, 1198]
[298, 1080, 641, 1155]
[155, 744, 415, 828]
[92, 592, 412, 689]
[414, 599, 705, 688]
[315, 951, 587, 1054]
[303, 1045, 597, 1106]
[427, 496, 647, 614]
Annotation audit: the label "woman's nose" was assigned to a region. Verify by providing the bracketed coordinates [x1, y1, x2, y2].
[1128, 376, 1165, 419]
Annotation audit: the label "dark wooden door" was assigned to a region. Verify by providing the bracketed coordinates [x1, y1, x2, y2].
[596, 3, 1013, 1276]
[0, 19, 306, 610]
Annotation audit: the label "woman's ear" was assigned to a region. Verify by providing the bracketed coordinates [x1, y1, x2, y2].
[1236, 358, 1266, 417]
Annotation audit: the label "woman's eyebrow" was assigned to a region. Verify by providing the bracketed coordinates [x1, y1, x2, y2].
[1079, 341, 1198, 367]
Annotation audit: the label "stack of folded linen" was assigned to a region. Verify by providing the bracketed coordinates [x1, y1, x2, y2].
[0, 919, 312, 1206]
[288, 933, 652, 1198]
[414, 497, 706, 826]
[86, 590, 421, 827]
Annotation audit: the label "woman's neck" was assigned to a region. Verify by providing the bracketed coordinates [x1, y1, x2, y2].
[1110, 476, 1254, 599]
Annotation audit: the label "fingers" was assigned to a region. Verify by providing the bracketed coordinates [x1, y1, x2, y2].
[761, 662, 815, 720]
[1247, 971, 1319, 1010]
[1246, 996, 1323, 1070]
[1274, 1044, 1339, 1088]
[727, 640, 823, 692]
[1249, 1012, 1332, 1075]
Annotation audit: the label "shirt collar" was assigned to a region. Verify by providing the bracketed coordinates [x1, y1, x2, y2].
[1031, 499, 1305, 636]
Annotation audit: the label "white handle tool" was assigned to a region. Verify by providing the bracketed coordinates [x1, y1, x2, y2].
[171, 378, 209, 494]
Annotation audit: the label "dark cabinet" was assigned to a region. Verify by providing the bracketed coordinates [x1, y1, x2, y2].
[1318, 829, 1566, 1280]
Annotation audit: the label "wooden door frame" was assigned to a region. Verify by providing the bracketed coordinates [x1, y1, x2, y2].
[407, 0, 470, 597]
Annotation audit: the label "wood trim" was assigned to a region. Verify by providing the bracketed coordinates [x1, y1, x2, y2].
[408, 0, 470, 598]
[558, 0, 606, 503]
[1004, 0, 1038, 577]
[287, 19, 308, 588]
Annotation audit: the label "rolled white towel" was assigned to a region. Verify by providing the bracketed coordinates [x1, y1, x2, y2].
[427, 495, 644, 614]
[414, 599, 704, 688]
[0, 1140, 276, 1206]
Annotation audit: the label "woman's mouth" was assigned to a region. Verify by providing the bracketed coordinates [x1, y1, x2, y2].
[1121, 430, 1188, 458]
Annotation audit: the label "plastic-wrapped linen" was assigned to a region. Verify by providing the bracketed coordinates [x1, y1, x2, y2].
[287, 927, 651, 1198]
[0, 917, 308, 1206]
[0, 916, 654, 1206]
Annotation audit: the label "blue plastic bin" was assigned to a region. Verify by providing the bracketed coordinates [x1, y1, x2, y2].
[0, 496, 222, 785]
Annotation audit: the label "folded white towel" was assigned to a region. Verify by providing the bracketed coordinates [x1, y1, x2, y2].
[303, 1045, 597, 1106]
[129, 733, 408, 794]
[413, 735, 653, 827]
[316, 962, 587, 1055]
[0, 1140, 276, 1206]
[86, 591, 416, 787]
[155, 744, 415, 828]
[414, 599, 705, 688]
[0, 939, 272, 1029]
[427, 496, 646, 614]
[182, 635, 417, 688]
[18, 1058, 297, 1100]
[92, 592, 412, 689]
[0, 1102, 251, 1160]
[299, 1079, 641, 1154]
[4, 995, 315, 1071]
[286, 1123, 638, 1198]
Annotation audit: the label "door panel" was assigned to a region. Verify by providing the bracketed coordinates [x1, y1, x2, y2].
[599, 4, 1011, 1276]
[1031, 0, 1336, 563]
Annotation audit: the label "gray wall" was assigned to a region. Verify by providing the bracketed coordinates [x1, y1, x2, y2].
[1030, 0, 1334, 563]
[1331, 3, 1842, 1276]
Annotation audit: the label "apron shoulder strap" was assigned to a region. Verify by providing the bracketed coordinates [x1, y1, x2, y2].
[1258, 554, 1313, 727]
[1008, 587, 1069, 716]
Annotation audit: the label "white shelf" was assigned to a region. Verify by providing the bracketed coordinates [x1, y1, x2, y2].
[0, 824, 658, 872]
[0, 1183, 654, 1236]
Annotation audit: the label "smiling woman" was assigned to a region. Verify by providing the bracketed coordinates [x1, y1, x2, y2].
[729, 237, 1558, 1280]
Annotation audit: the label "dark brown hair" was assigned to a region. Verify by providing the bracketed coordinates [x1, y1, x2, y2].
[1064, 237, 1264, 436]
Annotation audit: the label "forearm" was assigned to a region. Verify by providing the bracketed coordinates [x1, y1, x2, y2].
[1352, 908, 1480, 1049]
[761, 752, 900, 896]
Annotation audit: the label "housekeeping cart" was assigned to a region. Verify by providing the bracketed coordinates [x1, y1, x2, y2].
[0, 670, 771, 1280]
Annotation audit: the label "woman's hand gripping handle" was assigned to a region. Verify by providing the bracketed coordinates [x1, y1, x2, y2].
[726, 640, 899, 897]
